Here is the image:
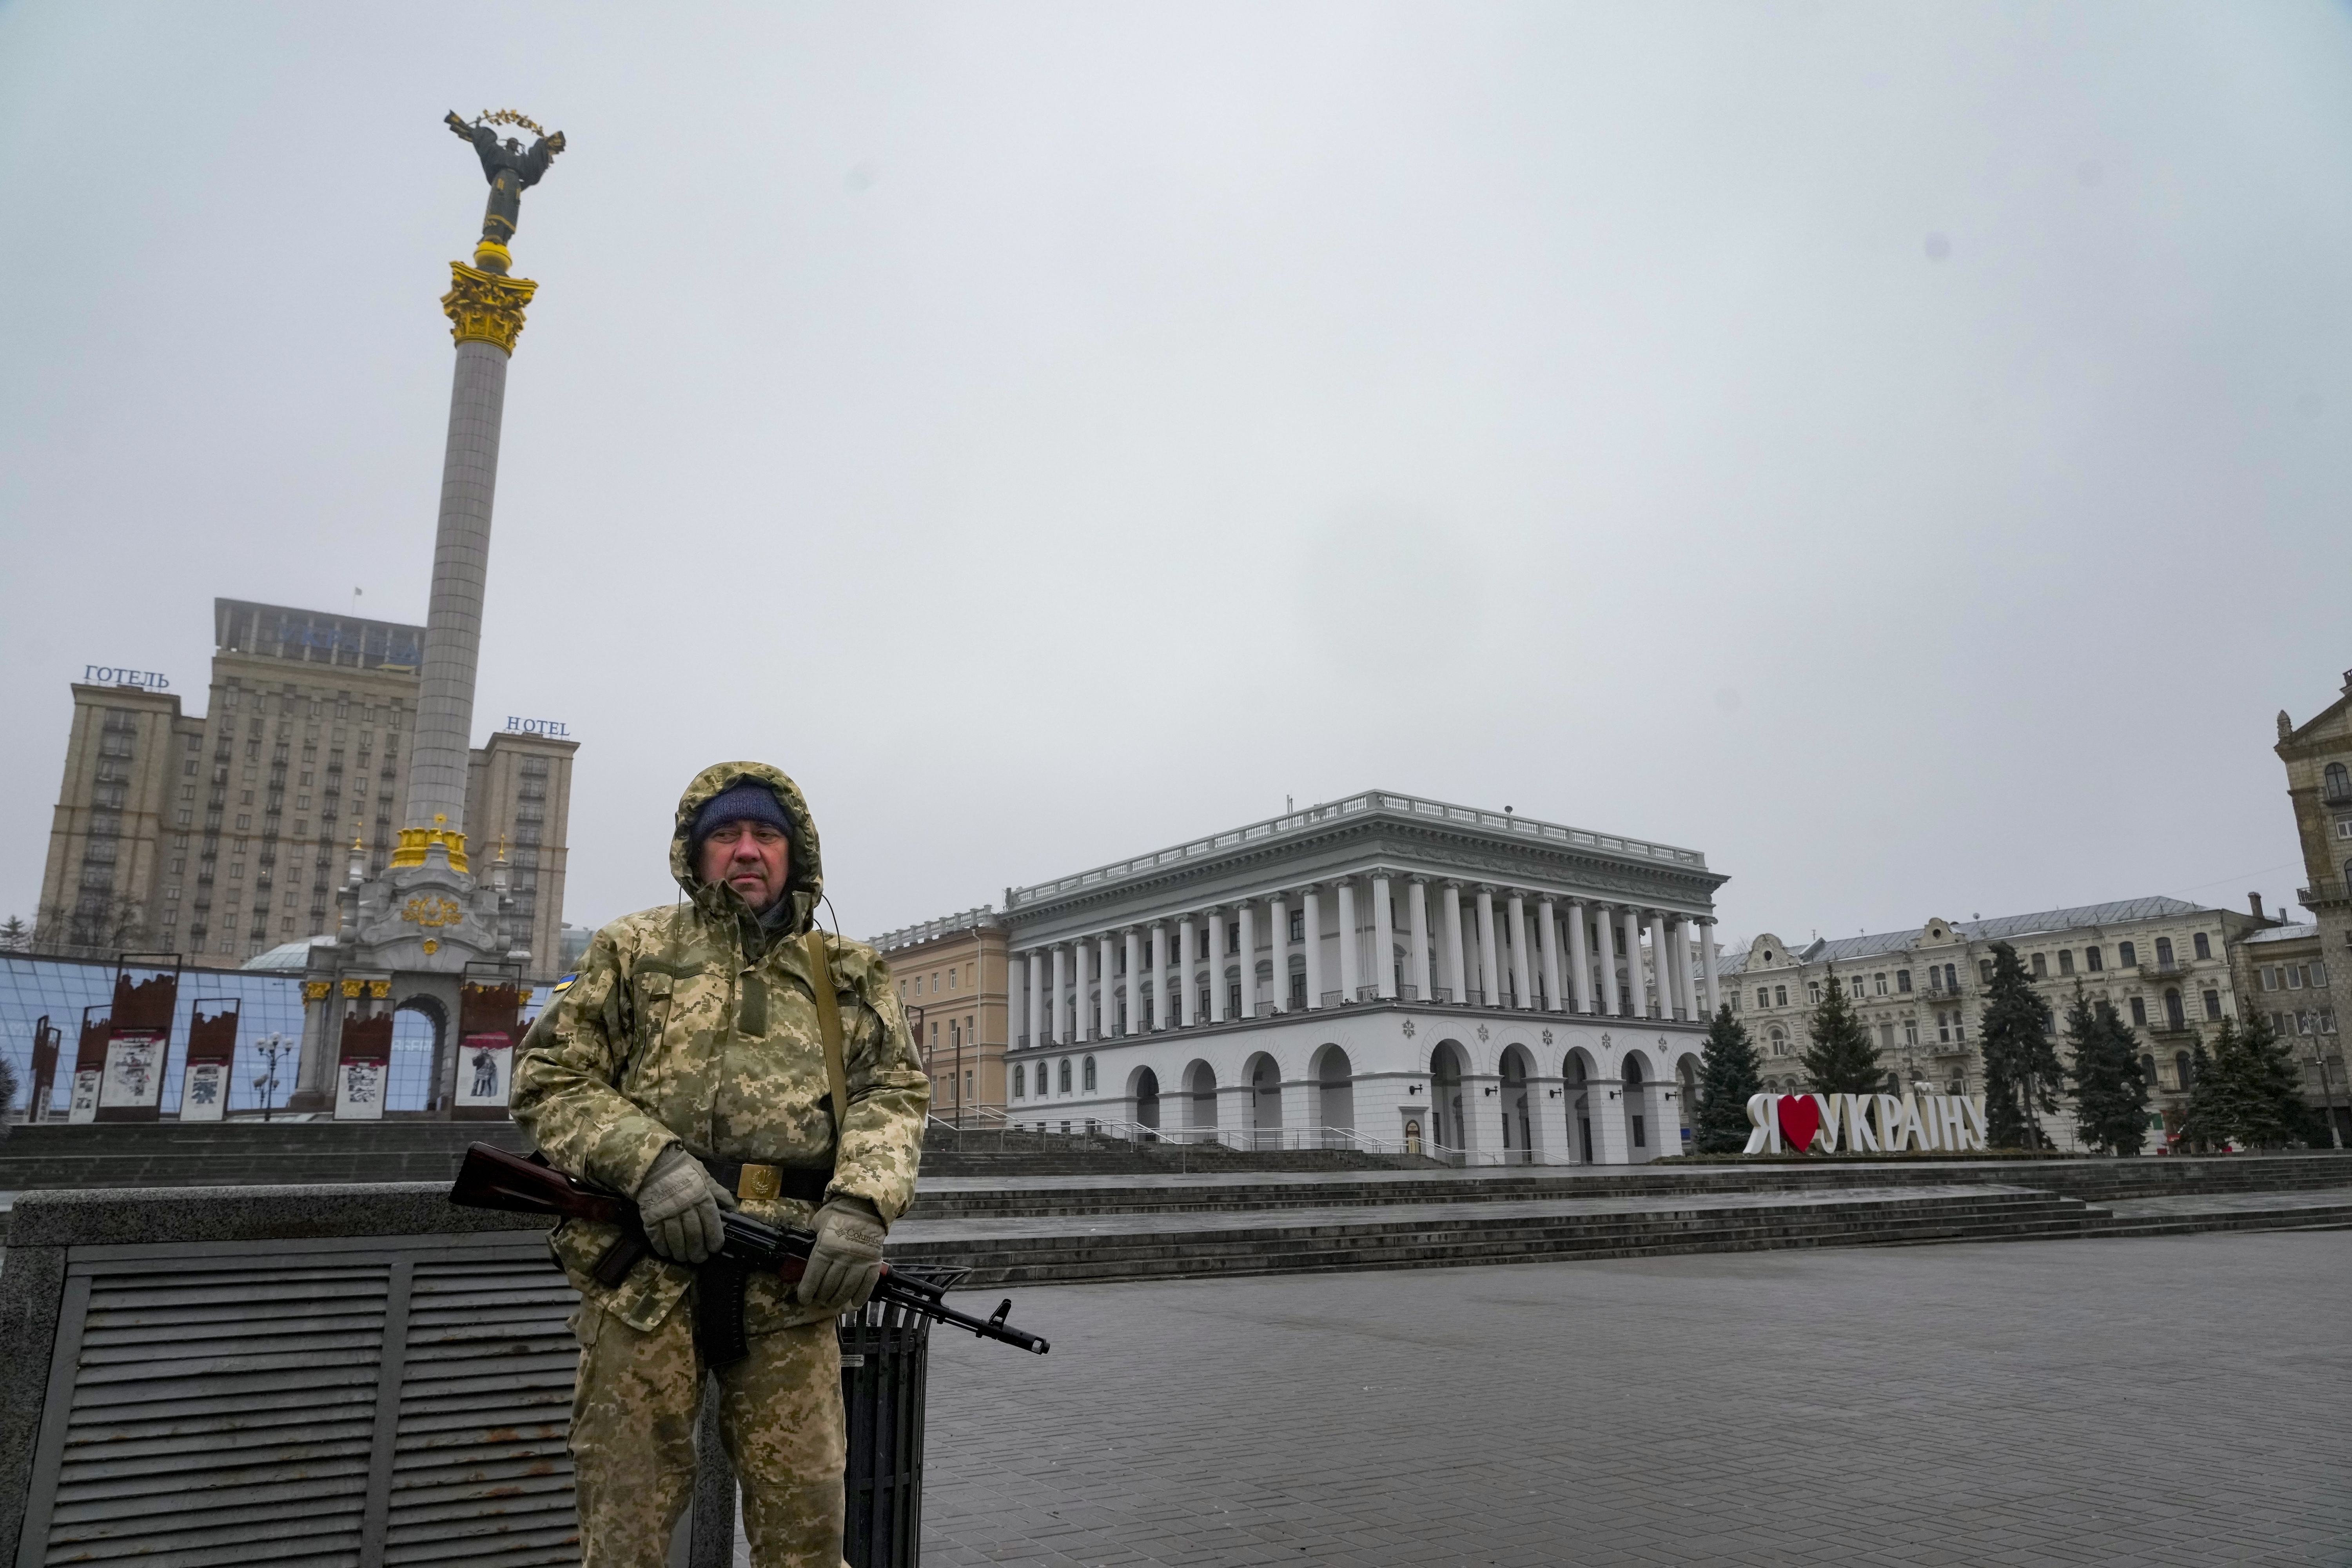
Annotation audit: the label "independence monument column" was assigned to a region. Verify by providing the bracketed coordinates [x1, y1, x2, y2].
[392, 109, 567, 873]
[287, 111, 568, 1116]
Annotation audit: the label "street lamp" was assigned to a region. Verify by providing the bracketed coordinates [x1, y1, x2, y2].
[251, 1031, 293, 1122]
[2308, 1037, 2345, 1151]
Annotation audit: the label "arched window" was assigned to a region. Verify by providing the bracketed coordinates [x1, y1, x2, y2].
[2118, 941, 2137, 968]
[2155, 938, 2175, 969]
[2327, 761, 2351, 800]
[1057, 1058, 1071, 1094]
[1768, 1027, 1787, 1056]
[2165, 989, 2185, 1030]
[1082, 1056, 1097, 1091]
[2129, 997, 2147, 1027]
[2139, 1054, 2156, 1086]
[2175, 1050, 2193, 1087]
[2085, 947, 2103, 973]
[2192, 932, 2211, 960]
[1013, 1064, 1025, 1099]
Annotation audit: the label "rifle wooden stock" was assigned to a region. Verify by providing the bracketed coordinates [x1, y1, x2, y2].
[448, 1143, 1049, 1354]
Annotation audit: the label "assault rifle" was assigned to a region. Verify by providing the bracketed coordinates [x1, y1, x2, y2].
[449, 1142, 1050, 1357]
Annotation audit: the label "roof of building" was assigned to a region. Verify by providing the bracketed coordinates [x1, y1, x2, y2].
[1718, 895, 2212, 977]
[241, 936, 335, 971]
[2240, 921, 2319, 946]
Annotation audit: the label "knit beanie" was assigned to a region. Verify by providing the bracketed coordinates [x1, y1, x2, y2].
[690, 781, 793, 857]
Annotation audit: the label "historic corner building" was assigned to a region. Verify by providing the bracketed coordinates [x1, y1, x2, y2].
[38, 601, 576, 974]
[2274, 667, 2352, 1138]
[990, 790, 1730, 1165]
[871, 907, 1011, 1122]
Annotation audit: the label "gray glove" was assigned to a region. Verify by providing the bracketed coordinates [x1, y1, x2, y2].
[797, 1194, 886, 1315]
[635, 1145, 735, 1265]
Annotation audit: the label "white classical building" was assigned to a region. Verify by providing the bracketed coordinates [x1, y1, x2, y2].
[998, 790, 1728, 1164]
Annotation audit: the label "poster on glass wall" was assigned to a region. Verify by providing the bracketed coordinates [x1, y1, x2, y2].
[100, 1029, 167, 1113]
[68, 1067, 102, 1123]
[454, 1032, 515, 1108]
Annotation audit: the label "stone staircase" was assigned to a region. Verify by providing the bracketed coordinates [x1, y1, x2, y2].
[887, 1185, 2111, 1287]
[6, 1123, 2347, 1287]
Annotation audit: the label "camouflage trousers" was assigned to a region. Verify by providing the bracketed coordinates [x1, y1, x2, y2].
[570, 1296, 847, 1568]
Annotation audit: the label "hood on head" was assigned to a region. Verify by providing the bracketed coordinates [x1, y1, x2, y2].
[670, 761, 822, 934]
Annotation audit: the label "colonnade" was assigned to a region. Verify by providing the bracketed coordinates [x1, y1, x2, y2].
[1011, 876, 1719, 1047]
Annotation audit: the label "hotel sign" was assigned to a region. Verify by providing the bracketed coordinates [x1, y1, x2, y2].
[505, 716, 570, 737]
[84, 666, 170, 689]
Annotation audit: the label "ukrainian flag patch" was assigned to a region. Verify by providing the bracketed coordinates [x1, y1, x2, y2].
[551, 973, 579, 994]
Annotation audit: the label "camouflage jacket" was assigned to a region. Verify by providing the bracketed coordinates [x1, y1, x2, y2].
[511, 762, 929, 1332]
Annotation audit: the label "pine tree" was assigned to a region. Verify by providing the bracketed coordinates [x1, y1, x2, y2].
[2229, 1011, 2308, 1149]
[1693, 1004, 1765, 1154]
[2064, 990, 2150, 1156]
[1799, 970, 1884, 1095]
[1977, 942, 2060, 1149]
[0, 915, 28, 952]
[2175, 1038, 2226, 1151]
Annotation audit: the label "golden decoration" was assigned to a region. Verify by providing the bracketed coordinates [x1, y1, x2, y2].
[389, 813, 470, 873]
[368, 980, 392, 999]
[303, 981, 332, 1002]
[423, 938, 440, 956]
[400, 894, 466, 929]
[475, 108, 548, 137]
[441, 261, 538, 354]
[340, 979, 364, 999]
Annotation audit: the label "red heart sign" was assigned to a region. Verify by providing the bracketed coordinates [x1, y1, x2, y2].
[1775, 1094, 1822, 1153]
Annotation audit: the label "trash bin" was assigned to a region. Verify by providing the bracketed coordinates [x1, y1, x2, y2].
[840, 1264, 964, 1568]
[678, 1265, 965, 1568]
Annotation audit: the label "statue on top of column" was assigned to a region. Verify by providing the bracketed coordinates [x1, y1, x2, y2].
[444, 110, 566, 270]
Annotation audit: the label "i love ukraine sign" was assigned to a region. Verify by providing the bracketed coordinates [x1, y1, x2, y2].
[1744, 1088, 1991, 1155]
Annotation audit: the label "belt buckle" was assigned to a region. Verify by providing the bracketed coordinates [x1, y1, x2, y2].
[736, 1163, 782, 1202]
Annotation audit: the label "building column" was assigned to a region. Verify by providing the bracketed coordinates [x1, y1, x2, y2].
[1592, 1071, 1634, 1165]
[1269, 893, 1290, 1013]
[1406, 877, 1432, 1001]
[1238, 902, 1259, 1018]
[1178, 916, 1198, 1027]
[1652, 1075, 1682, 1160]
[1149, 922, 1169, 1030]
[1539, 898, 1565, 1014]
[1091, 934, 1109, 1040]
[1372, 875, 1397, 1000]
[1679, 920, 1701, 1020]
[1074, 937, 1093, 1040]
[1655, 916, 1678, 1020]
[1475, 886, 1501, 1007]
[1595, 904, 1621, 1017]
[1302, 886, 1325, 1010]
[1123, 928, 1142, 1038]
[1336, 882, 1360, 1000]
[1442, 882, 1467, 1004]
[1700, 918, 1719, 1016]
[1051, 944, 1069, 1044]
[1205, 907, 1227, 1023]
[1020, 953, 1038, 1047]
[1628, 907, 1646, 1020]
[1507, 891, 1533, 1010]
[1567, 901, 1593, 1014]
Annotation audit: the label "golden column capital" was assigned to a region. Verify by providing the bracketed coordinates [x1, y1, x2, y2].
[441, 261, 539, 353]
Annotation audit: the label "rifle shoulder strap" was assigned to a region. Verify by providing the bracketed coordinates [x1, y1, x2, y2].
[802, 928, 851, 1134]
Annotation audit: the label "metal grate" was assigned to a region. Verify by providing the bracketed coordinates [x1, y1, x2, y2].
[382, 1259, 581, 1566]
[42, 1261, 389, 1566]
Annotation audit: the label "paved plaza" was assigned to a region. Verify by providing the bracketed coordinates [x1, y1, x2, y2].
[905, 1232, 2352, 1567]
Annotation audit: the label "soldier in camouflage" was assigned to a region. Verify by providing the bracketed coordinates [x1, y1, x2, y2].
[512, 762, 929, 1567]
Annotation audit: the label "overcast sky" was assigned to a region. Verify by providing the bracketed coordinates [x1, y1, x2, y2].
[4, 2, 2349, 953]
